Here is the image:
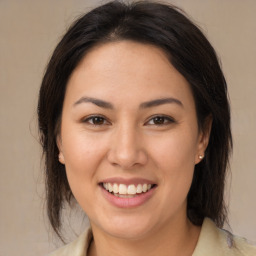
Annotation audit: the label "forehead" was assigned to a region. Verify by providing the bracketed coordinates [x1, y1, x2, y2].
[65, 40, 194, 108]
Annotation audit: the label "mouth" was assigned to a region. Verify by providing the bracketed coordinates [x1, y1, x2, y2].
[99, 182, 157, 198]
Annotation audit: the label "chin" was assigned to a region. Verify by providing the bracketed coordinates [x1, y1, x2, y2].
[106, 225, 154, 241]
[93, 213, 156, 240]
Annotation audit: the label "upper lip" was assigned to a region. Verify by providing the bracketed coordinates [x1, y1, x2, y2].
[100, 177, 156, 186]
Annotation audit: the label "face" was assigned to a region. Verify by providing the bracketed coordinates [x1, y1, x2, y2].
[58, 41, 209, 240]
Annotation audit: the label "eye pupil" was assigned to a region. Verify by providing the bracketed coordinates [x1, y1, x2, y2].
[93, 117, 104, 125]
[153, 116, 165, 124]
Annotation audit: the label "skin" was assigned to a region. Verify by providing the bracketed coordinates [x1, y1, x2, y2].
[58, 41, 211, 256]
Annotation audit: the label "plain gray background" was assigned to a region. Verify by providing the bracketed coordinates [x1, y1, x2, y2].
[0, 1, 255, 255]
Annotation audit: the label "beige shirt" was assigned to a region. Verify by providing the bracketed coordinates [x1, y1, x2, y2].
[49, 218, 256, 256]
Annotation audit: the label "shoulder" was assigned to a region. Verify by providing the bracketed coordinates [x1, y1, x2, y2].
[48, 226, 92, 256]
[193, 218, 256, 256]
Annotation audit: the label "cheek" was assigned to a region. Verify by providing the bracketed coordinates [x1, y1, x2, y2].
[61, 131, 108, 201]
[62, 126, 107, 168]
[149, 130, 197, 202]
[150, 128, 198, 172]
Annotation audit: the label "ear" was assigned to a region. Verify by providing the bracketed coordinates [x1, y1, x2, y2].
[195, 115, 212, 164]
[56, 135, 65, 164]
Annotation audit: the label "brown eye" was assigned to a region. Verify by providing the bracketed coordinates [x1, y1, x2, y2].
[152, 116, 166, 125]
[84, 116, 108, 126]
[91, 117, 105, 125]
[146, 115, 175, 126]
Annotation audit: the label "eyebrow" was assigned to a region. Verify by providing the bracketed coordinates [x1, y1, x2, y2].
[139, 97, 183, 109]
[74, 97, 114, 109]
[73, 96, 183, 109]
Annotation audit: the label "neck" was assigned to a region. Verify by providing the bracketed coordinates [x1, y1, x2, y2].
[88, 216, 201, 256]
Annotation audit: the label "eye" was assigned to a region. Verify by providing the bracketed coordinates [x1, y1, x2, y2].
[83, 115, 110, 126]
[146, 115, 175, 126]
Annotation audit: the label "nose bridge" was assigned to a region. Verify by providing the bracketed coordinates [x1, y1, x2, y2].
[108, 121, 147, 168]
[118, 123, 137, 154]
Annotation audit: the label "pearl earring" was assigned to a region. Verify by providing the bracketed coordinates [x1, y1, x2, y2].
[58, 153, 64, 163]
[199, 155, 204, 160]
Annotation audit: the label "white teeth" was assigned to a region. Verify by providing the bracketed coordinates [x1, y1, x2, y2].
[108, 183, 113, 193]
[102, 182, 154, 195]
[114, 193, 135, 198]
[113, 183, 118, 193]
[142, 184, 148, 192]
[136, 184, 143, 193]
[127, 185, 137, 195]
[119, 184, 127, 194]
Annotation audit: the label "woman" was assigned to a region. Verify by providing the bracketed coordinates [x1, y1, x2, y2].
[38, 1, 256, 255]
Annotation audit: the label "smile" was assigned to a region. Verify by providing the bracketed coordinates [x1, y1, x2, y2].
[102, 183, 154, 198]
[99, 178, 157, 207]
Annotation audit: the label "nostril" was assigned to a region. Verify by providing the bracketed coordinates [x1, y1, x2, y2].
[107, 148, 148, 169]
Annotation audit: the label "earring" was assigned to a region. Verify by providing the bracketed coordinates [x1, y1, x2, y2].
[199, 155, 204, 160]
[58, 153, 64, 164]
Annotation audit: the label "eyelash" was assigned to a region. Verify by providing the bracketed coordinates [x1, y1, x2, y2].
[145, 115, 175, 126]
[82, 115, 110, 126]
[82, 115, 175, 127]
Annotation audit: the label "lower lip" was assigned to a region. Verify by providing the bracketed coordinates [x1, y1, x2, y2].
[100, 185, 156, 208]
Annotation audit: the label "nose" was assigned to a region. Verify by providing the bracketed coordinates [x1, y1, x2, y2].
[107, 124, 148, 169]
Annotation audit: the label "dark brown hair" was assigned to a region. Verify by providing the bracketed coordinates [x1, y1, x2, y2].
[38, 0, 232, 239]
